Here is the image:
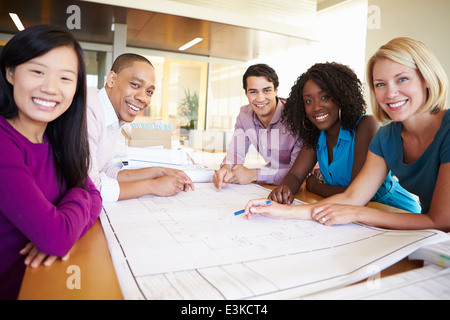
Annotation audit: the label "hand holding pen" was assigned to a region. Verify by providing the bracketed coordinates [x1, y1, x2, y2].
[234, 200, 271, 216]
[241, 199, 294, 220]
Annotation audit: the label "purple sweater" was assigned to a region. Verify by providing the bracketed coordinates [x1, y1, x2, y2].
[0, 116, 102, 299]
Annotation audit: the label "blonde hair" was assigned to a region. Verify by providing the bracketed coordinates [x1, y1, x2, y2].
[367, 37, 448, 122]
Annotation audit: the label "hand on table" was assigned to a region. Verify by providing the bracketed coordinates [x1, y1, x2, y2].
[268, 184, 294, 204]
[20, 242, 70, 268]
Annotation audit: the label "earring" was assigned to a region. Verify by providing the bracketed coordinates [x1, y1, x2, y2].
[303, 118, 313, 130]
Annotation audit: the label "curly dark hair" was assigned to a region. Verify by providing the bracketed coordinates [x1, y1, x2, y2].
[282, 62, 366, 149]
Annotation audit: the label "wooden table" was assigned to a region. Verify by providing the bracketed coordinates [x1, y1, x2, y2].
[18, 219, 123, 300]
[18, 184, 422, 300]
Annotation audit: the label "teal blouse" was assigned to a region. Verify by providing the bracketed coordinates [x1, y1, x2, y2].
[369, 110, 450, 213]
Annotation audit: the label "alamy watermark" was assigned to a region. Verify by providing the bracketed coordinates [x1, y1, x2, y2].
[66, 265, 81, 290]
[66, 5, 81, 30]
[366, 265, 381, 290]
[64, 4, 381, 31]
[368, 5, 381, 30]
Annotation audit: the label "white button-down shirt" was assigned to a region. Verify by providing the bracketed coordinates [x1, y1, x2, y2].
[86, 87, 124, 202]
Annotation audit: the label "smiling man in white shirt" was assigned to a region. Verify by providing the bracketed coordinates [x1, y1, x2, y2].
[87, 53, 194, 202]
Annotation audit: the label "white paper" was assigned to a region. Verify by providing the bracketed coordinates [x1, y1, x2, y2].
[303, 264, 450, 300]
[116, 146, 214, 182]
[100, 183, 450, 300]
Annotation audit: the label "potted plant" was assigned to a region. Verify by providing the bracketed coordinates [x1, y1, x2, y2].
[178, 88, 198, 130]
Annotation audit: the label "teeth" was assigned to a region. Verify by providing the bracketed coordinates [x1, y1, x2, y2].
[315, 114, 328, 120]
[388, 100, 407, 108]
[33, 98, 56, 108]
[127, 103, 140, 111]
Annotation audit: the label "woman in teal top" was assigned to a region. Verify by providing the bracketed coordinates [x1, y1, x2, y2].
[269, 62, 420, 212]
[369, 109, 450, 213]
[245, 38, 450, 232]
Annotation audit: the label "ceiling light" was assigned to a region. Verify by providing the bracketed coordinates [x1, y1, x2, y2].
[178, 37, 203, 51]
[9, 13, 24, 31]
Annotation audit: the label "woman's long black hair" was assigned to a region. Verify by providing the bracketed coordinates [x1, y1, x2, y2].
[0, 24, 90, 190]
[282, 62, 366, 149]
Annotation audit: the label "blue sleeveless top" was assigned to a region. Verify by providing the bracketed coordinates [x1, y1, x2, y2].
[316, 116, 421, 212]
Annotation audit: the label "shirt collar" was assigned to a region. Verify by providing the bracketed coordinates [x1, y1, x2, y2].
[98, 87, 123, 131]
[338, 127, 352, 141]
[252, 97, 283, 128]
[317, 126, 352, 151]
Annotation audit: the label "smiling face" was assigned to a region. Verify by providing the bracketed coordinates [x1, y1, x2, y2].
[6, 45, 78, 142]
[302, 80, 340, 132]
[245, 76, 278, 127]
[105, 61, 156, 123]
[372, 58, 428, 122]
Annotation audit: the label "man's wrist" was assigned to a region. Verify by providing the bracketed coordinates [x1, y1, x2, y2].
[252, 168, 258, 182]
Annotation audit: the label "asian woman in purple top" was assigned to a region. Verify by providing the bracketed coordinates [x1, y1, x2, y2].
[0, 25, 102, 299]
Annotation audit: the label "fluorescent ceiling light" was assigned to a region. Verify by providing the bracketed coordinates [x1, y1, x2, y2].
[178, 37, 203, 51]
[9, 13, 25, 31]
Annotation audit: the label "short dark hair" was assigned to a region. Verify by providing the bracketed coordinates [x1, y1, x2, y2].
[0, 24, 89, 189]
[242, 64, 279, 91]
[111, 53, 153, 74]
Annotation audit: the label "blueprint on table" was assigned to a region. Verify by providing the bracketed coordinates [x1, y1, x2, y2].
[100, 183, 449, 300]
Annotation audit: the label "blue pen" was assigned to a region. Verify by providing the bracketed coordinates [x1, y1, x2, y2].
[234, 200, 272, 216]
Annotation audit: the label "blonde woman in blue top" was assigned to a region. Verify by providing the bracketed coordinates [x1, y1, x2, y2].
[245, 38, 450, 232]
[268, 62, 420, 213]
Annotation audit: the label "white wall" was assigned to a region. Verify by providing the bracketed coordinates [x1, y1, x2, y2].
[250, 0, 369, 99]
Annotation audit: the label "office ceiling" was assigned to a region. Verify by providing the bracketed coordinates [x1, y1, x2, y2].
[0, 0, 318, 61]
